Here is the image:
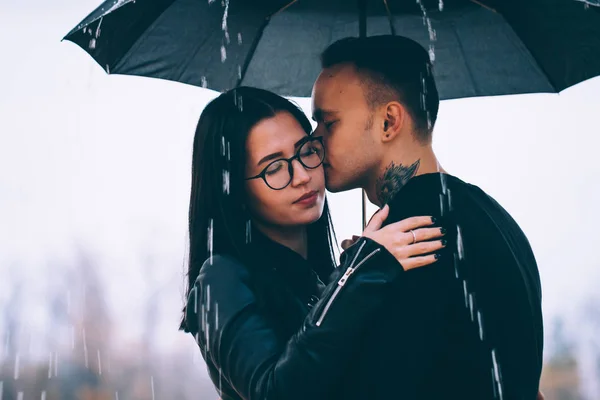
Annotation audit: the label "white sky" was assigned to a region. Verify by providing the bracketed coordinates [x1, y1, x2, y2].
[1, 0, 600, 381]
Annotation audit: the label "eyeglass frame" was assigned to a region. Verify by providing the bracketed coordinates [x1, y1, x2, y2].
[245, 136, 325, 190]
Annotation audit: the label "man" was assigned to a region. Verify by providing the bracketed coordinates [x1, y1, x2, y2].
[312, 35, 544, 399]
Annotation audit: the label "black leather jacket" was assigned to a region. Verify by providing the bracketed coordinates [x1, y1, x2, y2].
[185, 236, 404, 400]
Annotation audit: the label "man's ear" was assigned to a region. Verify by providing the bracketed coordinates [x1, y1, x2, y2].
[381, 101, 406, 143]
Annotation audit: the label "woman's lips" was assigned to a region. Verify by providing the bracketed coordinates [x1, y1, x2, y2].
[294, 190, 319, 205]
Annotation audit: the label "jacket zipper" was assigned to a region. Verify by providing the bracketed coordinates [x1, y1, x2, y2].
[315, 244, 381, 327]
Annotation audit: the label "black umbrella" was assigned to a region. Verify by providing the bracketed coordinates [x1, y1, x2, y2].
[63, 0, 600, 227]
[64, 0, 600, 98]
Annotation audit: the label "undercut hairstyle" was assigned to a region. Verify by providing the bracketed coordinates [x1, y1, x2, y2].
[320, 35, 440, 143]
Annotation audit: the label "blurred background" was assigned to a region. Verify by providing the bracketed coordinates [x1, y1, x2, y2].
[1, 1, 599, 399]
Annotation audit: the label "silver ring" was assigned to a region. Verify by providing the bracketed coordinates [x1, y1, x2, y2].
[410, 230, 417, 244]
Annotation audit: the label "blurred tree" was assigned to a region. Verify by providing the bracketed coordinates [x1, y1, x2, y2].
[540, 317, 582, 400]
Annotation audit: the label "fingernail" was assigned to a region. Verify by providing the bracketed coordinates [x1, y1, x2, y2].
[441, 239, 447, 246]
[435, 253, 442, 260]
[440, 227, 447, 235]
[431, 217, 437, 224]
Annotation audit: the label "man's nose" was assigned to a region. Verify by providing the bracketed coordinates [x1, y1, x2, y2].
[290, 159, 310, 186]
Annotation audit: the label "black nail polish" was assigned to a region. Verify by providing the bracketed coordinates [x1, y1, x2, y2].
[435, 253, 442, 260]
[441, 239, 447, 246]
[440, 227, 447, 235]
[431, 217, 437, 224]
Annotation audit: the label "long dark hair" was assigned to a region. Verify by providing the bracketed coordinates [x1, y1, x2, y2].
[180, 87, 337, 331]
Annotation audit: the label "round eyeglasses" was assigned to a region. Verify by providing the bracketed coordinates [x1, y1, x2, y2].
[245, 136, 325, 190]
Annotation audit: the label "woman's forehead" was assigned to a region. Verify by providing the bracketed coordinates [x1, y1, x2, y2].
[247, 114, 308, 154]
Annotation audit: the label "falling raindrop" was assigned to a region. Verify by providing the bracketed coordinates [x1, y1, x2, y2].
[477, 310, 484, 341]
[47, 353, 52, 378]
[221, 136, 226, 156]
[115, 392, 119, 400]
[237, 93, 243, 112]
[89, 38, 97, 49]
[193, 286, 198, 314]
[227, 141, 231, 161]
[205, 321, 211, 348]
[82, 328, 89, 368]
[54, 352, 58, 377]
[456, 225, 464, 260]
[17, 392, 23, 400]
[221, 45, 227, 62]
[97, 350, 102, 374]
[82, 27, 87, 34]
[222, 0, 230, 39]
[223, 169, 230, 194]
[150, 376, 155, 400]
[439, 168, 447, 195]
[462, 280, 468, 308]
[439, 0, 444, 11]
[237, 33, 243, 45]
[201, 76, 208, 88]
[206, 284, 211, 312]
[237, 65, 242, 80]
[491, 349, 504, 399]
[245, 220, 252, 243]
[105, 64, 110, 74]
[218, 366, 223, 397]
[13, 353, 20, 380]
[207, 218, 214, 264]
[446, 188, 453, 212]
[95, 17, 103, 38]
[41, 391, 46, 400]
[215, 302, 219, 329]
[416, 0, 437, 62]
[208, 0, 215, 4]
[468, 293, 474, 321]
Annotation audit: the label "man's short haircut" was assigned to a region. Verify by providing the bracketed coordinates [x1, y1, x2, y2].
[320, 35, 440, 142]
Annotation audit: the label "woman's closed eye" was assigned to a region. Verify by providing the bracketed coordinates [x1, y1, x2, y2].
[300, 147, 318, 157]
[265, 161, 284, 175]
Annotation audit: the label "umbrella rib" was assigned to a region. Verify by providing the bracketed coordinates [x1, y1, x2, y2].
[236, 18, 269, 88]
[272, 0, 298, 17]
[382, 0, 396, 35]
[468, 0, 497, 13]
[237, 1, 298, 87]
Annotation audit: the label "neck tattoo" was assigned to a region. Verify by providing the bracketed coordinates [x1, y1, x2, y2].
[376, 159, 421, 205]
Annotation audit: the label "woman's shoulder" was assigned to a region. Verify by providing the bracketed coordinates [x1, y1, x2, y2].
[196, 254, 251, 283]
[186, 254, 258, 332]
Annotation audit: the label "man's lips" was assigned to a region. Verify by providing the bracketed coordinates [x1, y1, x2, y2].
[294, 190, 318, 203]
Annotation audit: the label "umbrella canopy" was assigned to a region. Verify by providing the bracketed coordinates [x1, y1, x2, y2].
[64, 0, 600, 99]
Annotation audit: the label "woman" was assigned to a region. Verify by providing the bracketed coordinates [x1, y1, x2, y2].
[180, 87, 446, 400]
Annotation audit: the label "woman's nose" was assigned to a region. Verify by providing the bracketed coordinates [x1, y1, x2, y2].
[290, 159, 310, 186]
